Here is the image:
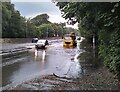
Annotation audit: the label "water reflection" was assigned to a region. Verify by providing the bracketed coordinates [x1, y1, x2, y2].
[41, 50, 46, 64]
[34, 48, 46, 64]
[34, 48, 38, 61]
[77, 39, 100, 74]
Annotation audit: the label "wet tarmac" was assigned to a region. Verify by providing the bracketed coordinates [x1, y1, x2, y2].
[1, 39, 120, 90]
[1, 39, 79, 89]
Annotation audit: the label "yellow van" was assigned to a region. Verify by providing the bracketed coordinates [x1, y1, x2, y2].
[63, 34, 74, 48]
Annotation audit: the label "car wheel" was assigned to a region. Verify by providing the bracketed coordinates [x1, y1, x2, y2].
[42, 45, 45, 49]
[35, 45, 38, 49]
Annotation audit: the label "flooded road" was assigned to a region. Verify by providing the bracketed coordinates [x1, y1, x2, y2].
[2, 39, 119, 90]
[2, 39, 81, 89]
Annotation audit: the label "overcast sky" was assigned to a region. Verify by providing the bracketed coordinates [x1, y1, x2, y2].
[11, 0, 78, 29]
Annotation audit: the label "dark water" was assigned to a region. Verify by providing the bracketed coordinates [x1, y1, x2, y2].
[78, 39, 101, 74]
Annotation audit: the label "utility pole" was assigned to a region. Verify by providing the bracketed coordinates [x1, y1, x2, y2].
[25, 19, 27, 38]
[25, 17, 31, 38]
[24, 19, 28, 42]
[47, 27, 48, 39]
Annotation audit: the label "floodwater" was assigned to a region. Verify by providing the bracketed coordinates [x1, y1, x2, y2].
[1, 39, 103, 90]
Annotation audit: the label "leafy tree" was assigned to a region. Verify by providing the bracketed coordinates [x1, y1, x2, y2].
[56, 2, 120, 76]
[31, 14, 50, 26]
[2, 2, 26, 38]
[51, 23, 59, 36]
[37, 23, 54, 38]
[50, 23, 68, 37]
[9, 10, 23, 37]
[2, 2, 77, 39]
[25, 18, 37, 38]
[2, 2, 13, 37]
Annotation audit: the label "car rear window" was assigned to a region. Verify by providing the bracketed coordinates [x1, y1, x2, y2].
[37, 40, 45, 43]
[64, 37, 72, 40]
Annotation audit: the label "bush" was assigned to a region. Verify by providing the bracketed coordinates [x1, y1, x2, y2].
[99, 29, 120, 75]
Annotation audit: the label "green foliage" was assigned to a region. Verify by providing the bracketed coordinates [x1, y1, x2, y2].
[31, 14, 50, 26]
[37, 23, 54, 38]
[99, 30, 120, 73]
[2, 2, 71, 38]
[2, 1, 75, 39]
[51, 23, 63, 37]
[2, 2, 26, 38]
[56, 2, 120, 75]
[26, 20, 37, 38]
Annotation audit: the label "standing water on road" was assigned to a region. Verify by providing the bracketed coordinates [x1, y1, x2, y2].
[2, 39, 119, 90]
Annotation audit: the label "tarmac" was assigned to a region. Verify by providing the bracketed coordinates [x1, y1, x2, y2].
[0, 43, 35, 59]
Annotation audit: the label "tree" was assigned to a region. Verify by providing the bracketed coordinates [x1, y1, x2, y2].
[37, 23, 54, 38]
[31, 14, 50, 26]
[56, 2, 120, 76]
[2, 2, 26, 38]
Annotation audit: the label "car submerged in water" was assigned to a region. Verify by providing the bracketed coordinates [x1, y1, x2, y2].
[35, 40, 49, 49]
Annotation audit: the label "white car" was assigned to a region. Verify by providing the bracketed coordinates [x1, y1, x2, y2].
[35, 40, 48, 49]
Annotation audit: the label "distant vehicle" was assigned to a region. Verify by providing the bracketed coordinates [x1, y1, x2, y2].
[35, 40, 48, 49]
[32, 38, 38, 43]
[76, 36, 81, 40]
[63, 33, 77, 48]
[63, 35, 73, 47]
[76, 36, 81, 47]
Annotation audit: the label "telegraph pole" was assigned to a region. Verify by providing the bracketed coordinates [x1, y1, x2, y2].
[26, 19, 27, 38]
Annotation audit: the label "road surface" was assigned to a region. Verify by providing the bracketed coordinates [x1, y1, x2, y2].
[1, 39, 119, 90]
